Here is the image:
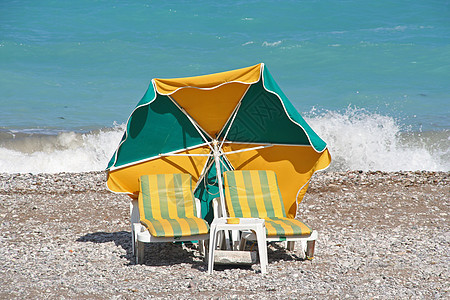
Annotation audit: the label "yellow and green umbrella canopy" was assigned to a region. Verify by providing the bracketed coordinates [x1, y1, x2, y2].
[106, 63, 331, 221]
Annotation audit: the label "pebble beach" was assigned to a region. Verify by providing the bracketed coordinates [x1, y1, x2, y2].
[0, 171, 448, 299]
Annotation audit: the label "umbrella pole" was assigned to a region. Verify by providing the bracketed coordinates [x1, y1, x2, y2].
[213, 140, 232, 250]
[212, 140, 227, 218]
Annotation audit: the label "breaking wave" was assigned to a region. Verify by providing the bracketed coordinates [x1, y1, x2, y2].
[0, 108, 448, 174]
[0, 125, 125, 174]
[305, 107, 449, 172]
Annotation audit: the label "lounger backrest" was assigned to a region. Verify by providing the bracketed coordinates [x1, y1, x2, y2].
[224, 170, 287, 218]
[139, 173, 197, 220]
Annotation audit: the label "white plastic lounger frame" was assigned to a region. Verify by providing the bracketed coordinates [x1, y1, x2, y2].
[130, 198, 209, 264]
[212, 198, 318, 260]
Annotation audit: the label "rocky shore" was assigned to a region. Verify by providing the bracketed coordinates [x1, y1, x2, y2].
[0, 171, 448, 299]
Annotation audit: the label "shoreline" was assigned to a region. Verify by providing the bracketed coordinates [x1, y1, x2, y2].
[1, 171, 448, 299]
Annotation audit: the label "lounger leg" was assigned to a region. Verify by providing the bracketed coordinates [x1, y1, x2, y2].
[255, 229, 268, 274]
[136, 241, 145, 264]
[198, 239, 206, 256]
[238, 237, 246, 251]
[208, 226, 218, 274]
[203, 240, 209, 263]
[287, 241, 295, 251]
[306, 240, 315, 260]
[231, 230, 240, 250]
[199, 240, 203, 256]
[131, 228, 136, 258]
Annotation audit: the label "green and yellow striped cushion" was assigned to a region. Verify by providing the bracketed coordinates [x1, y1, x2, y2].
[138, 174, 209, 238]
[263, 217, 312, 237]
[224, 170, 312, 236]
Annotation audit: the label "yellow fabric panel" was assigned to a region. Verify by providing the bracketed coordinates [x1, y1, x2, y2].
[223, 143, 331, 219]
[148, 175, 162, 219]
[153, 63, 262, 95]
[164, 174, 178, 219]
[106, 145, 210, 195]
[171, 82, 249, 137]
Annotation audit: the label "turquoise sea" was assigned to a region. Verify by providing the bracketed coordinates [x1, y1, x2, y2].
[0, 0, 449, 173]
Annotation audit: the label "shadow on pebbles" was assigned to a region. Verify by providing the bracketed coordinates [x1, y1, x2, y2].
[0, 171, 448, 299]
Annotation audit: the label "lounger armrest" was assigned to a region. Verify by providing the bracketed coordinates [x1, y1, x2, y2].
[130, 199, 140, 224]
[195, 198, 202, 218]
[212, 197, 223, 218]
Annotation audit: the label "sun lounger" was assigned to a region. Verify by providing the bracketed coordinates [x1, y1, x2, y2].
[214, 170, 317, 260]
[130, 173, 210, 264]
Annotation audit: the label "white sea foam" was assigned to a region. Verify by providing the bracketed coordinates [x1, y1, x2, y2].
[305, 107, 449, 172]
[0, 125, 125, 174]
[0, 110, 448, 174]
[262, 41, 282, 47]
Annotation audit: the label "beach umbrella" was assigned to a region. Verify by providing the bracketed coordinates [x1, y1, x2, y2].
[106, 63, 331, 222]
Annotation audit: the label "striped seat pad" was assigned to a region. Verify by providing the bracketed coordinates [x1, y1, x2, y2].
[224, 170, 312, 236]
[224, 170, 286, 219]
[263, 217, 312, 236]
[141, 217, 210, 238]
[139, 173, 209, 238]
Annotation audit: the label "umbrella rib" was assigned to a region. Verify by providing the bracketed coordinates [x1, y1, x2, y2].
[221, 144, 273, 156]
[218, 101, 241, 150]
[222, 141, 313, 147]
[194, 157, 222, 197]
[217, 85, 250, 148]
[218, 149, 235, 171]
[167, 95, 214, 151]
[193, 156, 215, 192]
[107, 143, 212, 171]
[160, 153, 212, 157]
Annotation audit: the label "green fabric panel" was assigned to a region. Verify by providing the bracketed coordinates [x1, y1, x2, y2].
[225, 79, 310, 145]
[262, 66, 327, 152]
[109, 91, 206, 169]
[140, 175, 153, 220]
[257, 170, 276, 218]
[242, 171, 258, 218]
[107, 131, 126, 169]
[107, 85, 156, 169]
[194, 161, 217, 222]
[136, 83, 156, 107]
[194, 159, 218, 222]
[193, 158, 230, 223]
